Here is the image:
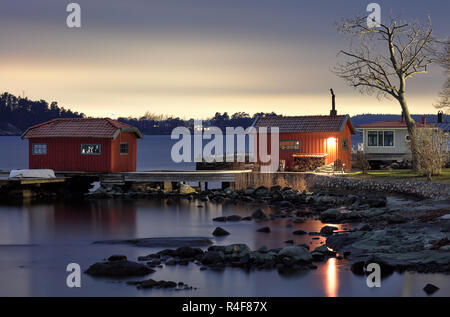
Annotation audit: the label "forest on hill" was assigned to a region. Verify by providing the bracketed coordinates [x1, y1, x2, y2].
[0, 92, 444, 136]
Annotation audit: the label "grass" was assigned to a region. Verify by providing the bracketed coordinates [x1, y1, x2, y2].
[345, 168, 450, 183]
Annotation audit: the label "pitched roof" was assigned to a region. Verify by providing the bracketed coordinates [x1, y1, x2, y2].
[253, 115, 355, 134]
[357, 120, 433, 129]
[21, 118, 143, 139]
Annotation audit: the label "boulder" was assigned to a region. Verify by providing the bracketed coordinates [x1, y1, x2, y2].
[180, 184, 196, 194]
[213, 216, 227, 222]
[255, 186, 269, 197]
[244, 187, 255, 196]
[85, 260, 154, 277]
[226, 215, 242, 222]
[257, 226, 271, 233]
[251, 208, 269, 220]
[201, 251, 225, 265]
[278, 246, 313, 264]
[366, 196, 387, 208]
[423, 283, 439, 295]
[212, 227, 230, 237]
[320, 225, 339, 236]
[107, 255, 127, 262]
[292, 230, 307, 235]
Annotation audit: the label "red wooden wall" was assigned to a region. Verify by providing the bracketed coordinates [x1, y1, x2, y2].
[256, 121, 353, 170]
[28, 132, 138, 172]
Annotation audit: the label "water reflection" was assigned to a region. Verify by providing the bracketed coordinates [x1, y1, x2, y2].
[325, 258, 338, 297]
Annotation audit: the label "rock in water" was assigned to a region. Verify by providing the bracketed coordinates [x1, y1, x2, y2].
[251, 208, 269, 220]
[180, 184, 196, 194]
[212, 216, 227, 222]
[320, 225, 338, 235]
[212, 227, 230, 236]
[423, 283, 439, 295]
[107, 255, 127, 261]
[292, 230, 307, 235]
[278, 246, 313, 263]
[257, 226, 271, 233]
[226, 215, 242, 222]
[85, 260, 154, 277]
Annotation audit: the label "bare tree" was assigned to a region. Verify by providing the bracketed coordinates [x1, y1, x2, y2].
[333, 15, 443, 169]
[434, 41, 450, 112]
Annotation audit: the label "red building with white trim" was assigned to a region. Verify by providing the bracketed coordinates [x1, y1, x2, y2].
[21, 118, 143, 172]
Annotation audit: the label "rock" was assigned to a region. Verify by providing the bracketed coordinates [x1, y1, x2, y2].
[313, 245, 335, 256]
[320, 225, 338, 235]
[226, 215, 242, 222]
[212, 227, 230, 237]
[255, 186, 269, 197]
[366, 196, 387, 208]
[311, 252, 325, 261]
[251, 208, 269, 220]
[423, 283, 439, 295]
[284, 240, 294, 244]
[292, 230, 307, 235]
[85, 260, 154, 277]
[440, 214, 450, 220]
[278, 246, 313, 264]
[257, 226, 271, 233]
[280, 200, 294, 208]
[257, 246, 268, 253]
[242, 216, 252, 221]
[320, 208, 343, 222]
[180, 184, 196, 194]
[213, 216, 227, 222]
[270, 190, 284, 202]
[270, 185, 281, 192]
[129, 279, 181, 289]
[174, 246, 204, 258]
[201, 251, 225, 265]
[293, 218, 305, 224]
[107, 255, 127, 262]
[244, 187, 255, 196]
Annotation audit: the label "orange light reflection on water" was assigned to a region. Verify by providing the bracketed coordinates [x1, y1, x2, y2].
[325, 257, 338, 297]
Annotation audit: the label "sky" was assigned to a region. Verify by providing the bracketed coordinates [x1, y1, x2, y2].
[0, 0, 449, 119]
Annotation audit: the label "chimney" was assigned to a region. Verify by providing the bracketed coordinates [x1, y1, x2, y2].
[401, 111, 405, 123]
[421, 116, 426, 125]
[330, 89, 337, 116]
[438, 111, 443, 123]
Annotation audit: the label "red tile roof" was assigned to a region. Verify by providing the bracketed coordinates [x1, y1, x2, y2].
[357, 120, 433, 129]
[21, 118, 143, 139]
[254, 115, 355, 133]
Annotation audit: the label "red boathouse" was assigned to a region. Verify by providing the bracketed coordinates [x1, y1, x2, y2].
[253, 90, 356, 171]
[21, 118, 143, 172]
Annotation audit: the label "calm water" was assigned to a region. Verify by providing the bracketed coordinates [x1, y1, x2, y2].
[0, 136, 449, 297]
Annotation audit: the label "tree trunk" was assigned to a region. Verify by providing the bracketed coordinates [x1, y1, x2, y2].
[397, 92, 418, 171]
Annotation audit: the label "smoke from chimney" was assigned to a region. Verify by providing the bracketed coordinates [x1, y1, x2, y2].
[330, 89, 337, 116]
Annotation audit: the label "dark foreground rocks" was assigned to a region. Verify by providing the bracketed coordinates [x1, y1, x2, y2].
[85, 257, 155, 277]
[136, 244, 329, 272]
[127, 279, 195, 290]
[327, 221, 450, 273]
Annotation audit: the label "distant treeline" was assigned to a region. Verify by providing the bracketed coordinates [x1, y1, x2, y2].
[0, 92, 85, 135]
[0, 92, 444, 136]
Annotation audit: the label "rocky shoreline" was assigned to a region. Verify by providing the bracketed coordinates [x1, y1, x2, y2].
[84, 182, 450, 287]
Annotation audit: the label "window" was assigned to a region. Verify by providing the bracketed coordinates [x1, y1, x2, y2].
[280, 140, 300, 151]
[368, 131, 378, 146]
[342, 138, 349, 151]
[32, 143, 47, 155]
[384, 131, 394, 146]
[81, 144, 101, 155]
[367, 130, 394, 147]
[120, 142, 129, 155]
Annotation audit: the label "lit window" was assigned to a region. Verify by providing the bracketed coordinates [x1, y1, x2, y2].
[81, 144, 101, 155]
[32, 143, 47, 155]
[280, 140, 300, 150]
[120, 142, 129, 155]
